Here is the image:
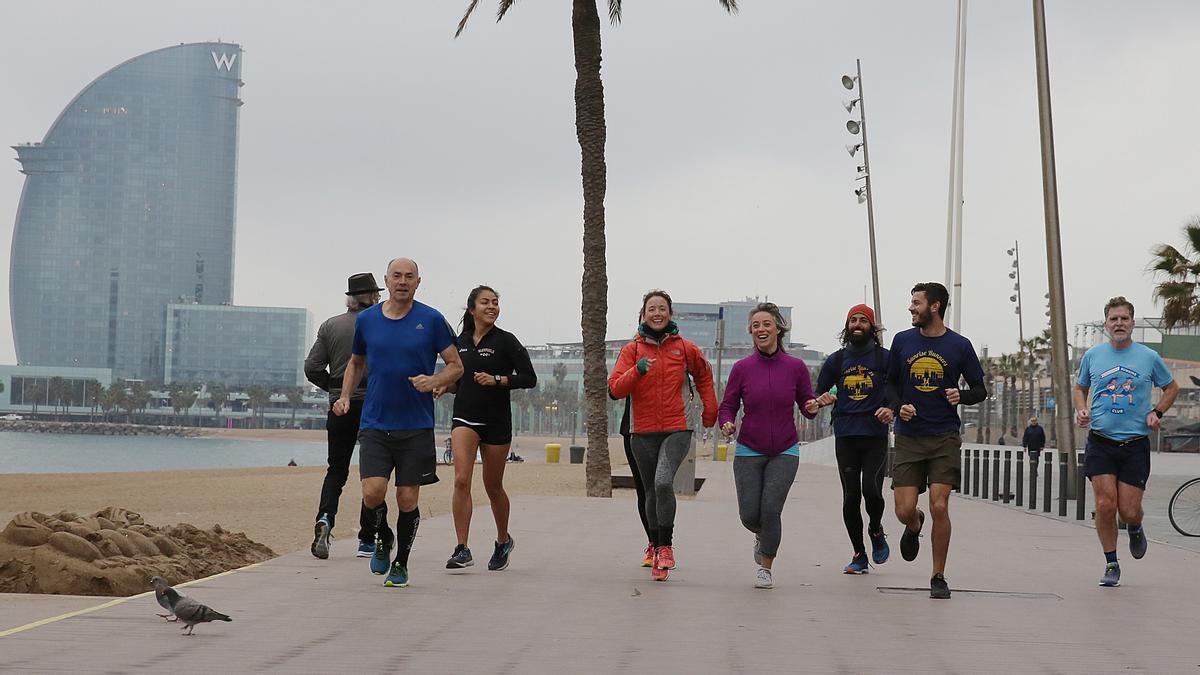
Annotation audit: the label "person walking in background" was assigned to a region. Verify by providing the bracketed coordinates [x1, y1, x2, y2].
[304, 272, 384, 560]
[334, 257, 463, 588]
[437, 285, 536, 572]
[1074, 296, 1177, 588]
[609, 290, 717, 582]
[885, 282, 987, 599]
[720, 302, 817, 589]
[1022, 416, 1046, 474]
[808, 304, 892, 575]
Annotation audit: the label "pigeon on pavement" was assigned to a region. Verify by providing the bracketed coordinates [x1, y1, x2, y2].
[148, 576, 179, 621]
[149, 576, 233, 636]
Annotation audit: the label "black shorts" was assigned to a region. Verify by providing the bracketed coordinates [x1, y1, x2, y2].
[1084, 432, 1151, 490]
[358, 428, 439, 486]
[451, 419, 513, 446]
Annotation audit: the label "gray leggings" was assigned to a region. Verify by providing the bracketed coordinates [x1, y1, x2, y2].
[734, 453, 799, 558]
[630, 431, 693, 545]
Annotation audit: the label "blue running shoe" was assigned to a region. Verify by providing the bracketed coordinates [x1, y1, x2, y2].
[1099, 563, 1121, 587]
[488, 536, 515, 571]
[869, 528, 889, 565]
[311, 515, 331, 560]
[370, 536, 393, 575]
[1128, 526, 1147, 560]
[383, 561, 409, 587]
[356, 540, 374, 558]
[843, 551, 870, 574]
[446, 544, 474, 569]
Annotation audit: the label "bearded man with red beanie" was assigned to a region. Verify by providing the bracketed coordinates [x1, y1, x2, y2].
[808, 303, 894, 574]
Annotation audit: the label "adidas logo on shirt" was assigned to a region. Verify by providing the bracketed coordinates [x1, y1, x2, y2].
[416, 323, 424, 330]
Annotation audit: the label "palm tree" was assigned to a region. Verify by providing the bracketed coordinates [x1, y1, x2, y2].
[285, 386, 305, 428]
[84, 380, 101, 421]
[1151, 219, 1200, 328]
[246, 384, 273, 429]
[22, 378, 42, 416]
[47, 377, 66, 420]
[457, 0, 738, 496]
[207, 383, 229, 427]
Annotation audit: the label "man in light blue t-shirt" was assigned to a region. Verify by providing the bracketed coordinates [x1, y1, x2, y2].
[335, 257, 463, 589]
[1073, 296, 1178, 588]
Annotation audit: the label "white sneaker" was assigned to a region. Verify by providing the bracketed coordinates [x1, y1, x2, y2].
[754, 567, 773, 589]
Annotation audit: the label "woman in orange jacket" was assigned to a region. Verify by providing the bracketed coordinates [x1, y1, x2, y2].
[608, 290, 717, 581]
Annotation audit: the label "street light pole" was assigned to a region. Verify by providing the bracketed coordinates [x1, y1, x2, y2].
[844, 60, 881, 318]
[1008, 241, 1032, 420]
[1032, 0, 1077, 488]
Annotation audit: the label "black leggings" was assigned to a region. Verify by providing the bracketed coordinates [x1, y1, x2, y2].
[623, 432, 652, 541]
[835, 435, 887, 554]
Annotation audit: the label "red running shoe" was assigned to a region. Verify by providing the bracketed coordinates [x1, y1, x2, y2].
[656, 545, 676, 570]
[641, 542, 655, 568]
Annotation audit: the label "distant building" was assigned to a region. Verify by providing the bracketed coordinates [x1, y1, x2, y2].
[10, 42, 243, 379]
[164, 304, 310, 389]
[0, 365, 113, 413]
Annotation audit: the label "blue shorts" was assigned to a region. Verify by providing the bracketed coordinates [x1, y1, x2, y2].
[1084, 431, 1151, 490]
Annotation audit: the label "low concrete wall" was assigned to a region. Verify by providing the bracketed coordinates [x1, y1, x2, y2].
[0, 420, 202, 437]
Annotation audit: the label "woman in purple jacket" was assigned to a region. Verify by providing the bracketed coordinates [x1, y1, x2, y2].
[718, 303, 817, 589]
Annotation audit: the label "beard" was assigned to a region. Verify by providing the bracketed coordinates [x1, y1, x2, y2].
[847, 329, 872, 347]
[911, 307, 933, 327]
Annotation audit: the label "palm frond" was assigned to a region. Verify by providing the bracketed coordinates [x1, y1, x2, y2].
[609, 0, 622, 25]
[496, 0, 517, 22]
[719, 0, 740, 13]
[454, 0, 482, 37]
[1185, 223, 1200, 257]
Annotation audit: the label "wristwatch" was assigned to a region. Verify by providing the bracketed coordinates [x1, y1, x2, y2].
[494, 375, 502, 385]
[1152, 408, 1164, 419]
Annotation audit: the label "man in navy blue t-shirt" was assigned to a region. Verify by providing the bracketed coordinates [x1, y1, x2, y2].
[335, 257, 463, 588]
[885, 282, 986, 599]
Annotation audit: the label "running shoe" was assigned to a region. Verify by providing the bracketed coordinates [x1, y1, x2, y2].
[356, 540, 374, 558]
[843, 551, 870, 575]
[488, 536, 515, 571]
[642, 542, 655, 568]
[370, 536, 393, 575]
[383, 561, 409, 587]
[1099, 563, 1121, 587]
[446, 544, 474, 569]
[311, 515, 331, 560]
[651, 565, 669, 582]
[656, 545, 676, 571]
[1128, 526, 1147, 560]
[869, 527, 890, 565]
[930, 573, 951, 599]
[753, 534, 762, 565]
[754, 567, 774, 589]
[900, 509, 925, 562]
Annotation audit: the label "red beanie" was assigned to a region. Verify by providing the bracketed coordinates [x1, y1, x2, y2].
[846, 303, 875, 326]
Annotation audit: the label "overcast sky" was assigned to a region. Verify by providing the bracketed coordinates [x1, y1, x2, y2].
[2, 1, 1198, 363]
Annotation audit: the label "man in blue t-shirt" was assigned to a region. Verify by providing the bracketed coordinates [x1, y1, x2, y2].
[808, 303, 893, 574]
[1073, 296, 1177, 588]
[884, 282, 987, 600]
[334, 257, 463, 588]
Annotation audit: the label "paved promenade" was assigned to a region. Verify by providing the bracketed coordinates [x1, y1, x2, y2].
[3, 448, 1199, 673]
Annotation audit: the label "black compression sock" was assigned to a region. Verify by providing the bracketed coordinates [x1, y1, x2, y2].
[395, 508, 420, 566]
[659, 526, 674, 547]
[1104, 550, 1118, 565]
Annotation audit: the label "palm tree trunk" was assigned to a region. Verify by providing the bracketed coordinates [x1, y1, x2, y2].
[573, 0, 611, 498]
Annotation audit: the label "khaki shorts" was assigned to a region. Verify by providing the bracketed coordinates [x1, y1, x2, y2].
[891, 432, 961, 493]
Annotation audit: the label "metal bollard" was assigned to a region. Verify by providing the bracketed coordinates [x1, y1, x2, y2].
[1058, 450, 1068, 517]
[972, 449, 981, 497]
[1075, 451, 1086, 521]
[1029, 454, 1039, 510]
[981, 449, 990, 500]
[992, 450, 1001, 502]
[959, 447, 968, 494]
[1043, 452, 1053, 513]
[1003, 450, 1012, 504]
[1016, 456, 1024, 506]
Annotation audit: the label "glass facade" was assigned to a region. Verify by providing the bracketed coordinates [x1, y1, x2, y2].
[674, 301, 795, 350]
[164, 304, 310, 389]
[10, 43, 243, 378]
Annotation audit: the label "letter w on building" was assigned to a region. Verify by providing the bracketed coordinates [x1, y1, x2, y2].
[211, 52, 237, 71]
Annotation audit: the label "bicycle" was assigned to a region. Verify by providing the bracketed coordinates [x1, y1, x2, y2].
[1168, 476, 1200, 537]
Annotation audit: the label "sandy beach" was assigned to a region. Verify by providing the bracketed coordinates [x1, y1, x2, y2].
[0, 432, 644, 557]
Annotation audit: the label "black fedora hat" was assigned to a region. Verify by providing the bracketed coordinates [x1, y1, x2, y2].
[346, 273, 384, 296]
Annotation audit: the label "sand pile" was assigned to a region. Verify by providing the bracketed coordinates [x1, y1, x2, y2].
[0, 507, 274, 596]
